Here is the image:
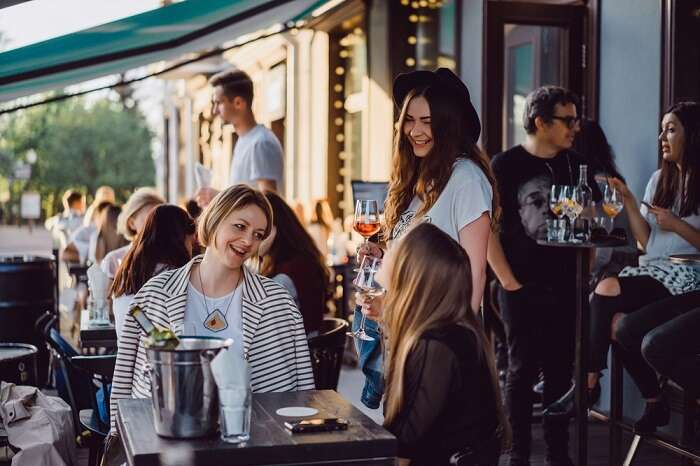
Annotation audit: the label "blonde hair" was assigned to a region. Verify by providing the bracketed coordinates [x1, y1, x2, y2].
[382, 223, 510, 447]
[117, 187, 165, 240]
[95, 204, 128, 263]
[197, 184, 273, 248]
[84, 185, 116, 226]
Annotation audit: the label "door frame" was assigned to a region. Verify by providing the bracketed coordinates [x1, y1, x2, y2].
[482, 1, 595, 155]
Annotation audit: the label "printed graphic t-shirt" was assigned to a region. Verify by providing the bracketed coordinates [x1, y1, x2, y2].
[391, 158, 493, 242]
[229, 124, 285, 194]
[491, 145, 601, 287]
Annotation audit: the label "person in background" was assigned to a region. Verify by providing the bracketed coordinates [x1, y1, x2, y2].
[356, 68, 497, 412]
[93, 204, 128, 265]
[101, 188, 165, 279]
[488, 86, 600, 466]
[307, 198, 335, 257]
[61, 201, 113, 264]
[292, 200, 307, 227]
[45, 189, 85, 245]
[361, 223, 509, 465]
[184, 198, 202, 221]
[109, 205, 195, 339]
[83, 185, 115, 226]
[573, 118, 637, 282]
[573, 118, 625, 181]
[613, 290, 700, 432]
[259, 192, 330, 336]
[195, 69, 285, 208]
[587, 101, 700, 433]
[109, 185, 314, 435]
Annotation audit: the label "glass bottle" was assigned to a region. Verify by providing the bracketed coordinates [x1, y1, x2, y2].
[129, 306, 179, 349]
[574, 164, 593, 242]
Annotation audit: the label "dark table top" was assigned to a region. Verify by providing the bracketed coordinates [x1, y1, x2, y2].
[117, 390, 396, 466]
[536, 238, 627, 249]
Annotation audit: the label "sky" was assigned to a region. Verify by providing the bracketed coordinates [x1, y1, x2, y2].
[0, 0, 161, 51]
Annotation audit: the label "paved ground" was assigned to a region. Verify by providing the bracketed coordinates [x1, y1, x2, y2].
[0, 225, 54, 256]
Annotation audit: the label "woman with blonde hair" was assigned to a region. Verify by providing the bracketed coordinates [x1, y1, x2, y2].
[364, 223, 508, 465]
[83, 185, 115, 226]
[109, 184, 315, 433]
[92, 204, 128, 265]
[101, 187, 165, 278]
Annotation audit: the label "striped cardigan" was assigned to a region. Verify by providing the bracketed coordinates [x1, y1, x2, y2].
[109, 256, 315, 431]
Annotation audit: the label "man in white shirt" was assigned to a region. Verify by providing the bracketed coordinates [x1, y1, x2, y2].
[195, 69, 284, 208]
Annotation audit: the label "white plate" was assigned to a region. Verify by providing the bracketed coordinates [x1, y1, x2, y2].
[275, 407, 319, 417]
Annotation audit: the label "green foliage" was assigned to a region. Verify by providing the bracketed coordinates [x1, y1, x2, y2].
[0, 96, 156, 218]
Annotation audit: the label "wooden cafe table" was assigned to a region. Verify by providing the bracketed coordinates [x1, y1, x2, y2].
[117, 390, 397, 465]
[537, 238, 625, 466]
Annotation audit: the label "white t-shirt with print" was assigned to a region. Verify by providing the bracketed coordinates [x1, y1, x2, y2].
[391, 158, 493, 242]
[229, 124, 285, 194]
[184, 281, 245, 359]
[640, 169, 700, 264]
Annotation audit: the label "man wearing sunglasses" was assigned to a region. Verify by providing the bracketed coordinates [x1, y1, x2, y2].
[488, 86, 599, 466]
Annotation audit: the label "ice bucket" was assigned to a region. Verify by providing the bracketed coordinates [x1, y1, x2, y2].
[146, 336, 232, 438]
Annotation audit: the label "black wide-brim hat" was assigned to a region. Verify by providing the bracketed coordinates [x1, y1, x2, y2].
[392, 67, 481, 143]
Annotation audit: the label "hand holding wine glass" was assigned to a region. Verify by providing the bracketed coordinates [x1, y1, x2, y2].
[602, 184, 624, 218]
[348, 256, 384, 341]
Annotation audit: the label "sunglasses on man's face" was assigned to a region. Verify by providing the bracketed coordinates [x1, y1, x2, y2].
[550, 115, 580, 129]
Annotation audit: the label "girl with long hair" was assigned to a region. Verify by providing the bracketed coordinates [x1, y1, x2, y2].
[101, 187, 165, 279]
[93, 204, 128, 265]
[109, 205, 195, 338]
[355, 68, 498, 410]
[109, 185, 315, 434]
[588, 102, 700, 432]
[259, 192, 331, 335]
[363, 223, 508, 465]
[307, 198, 335, 256]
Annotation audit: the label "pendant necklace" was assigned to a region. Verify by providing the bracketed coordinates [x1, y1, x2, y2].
[197, 265, 242, 332]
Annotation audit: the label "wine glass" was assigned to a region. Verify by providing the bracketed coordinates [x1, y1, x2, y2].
[550, 185, 565, 219]
[353, 200, 380, 246]
[348, 256, 384, 341]
[602, 184, 624, 219]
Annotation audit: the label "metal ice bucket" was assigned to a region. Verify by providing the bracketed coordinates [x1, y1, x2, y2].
[146, 336, 232, 438]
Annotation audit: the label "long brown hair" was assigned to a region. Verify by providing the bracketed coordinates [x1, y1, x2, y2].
[652, 101, 700, 216]
[259, 192, 331, 290]
[383, 85, 500, 238]
[111, 205, 195, 297]
[382, 223, 510, 447]
[95, 204, 128, 264]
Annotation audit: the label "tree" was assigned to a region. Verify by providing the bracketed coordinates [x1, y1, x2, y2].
[0, 96, 156, 218]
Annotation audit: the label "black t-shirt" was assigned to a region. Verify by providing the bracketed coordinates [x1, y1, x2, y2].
[491, 145, 601, 287]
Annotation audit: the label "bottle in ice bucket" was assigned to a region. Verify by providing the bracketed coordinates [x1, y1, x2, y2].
[129, 306, 179, 349]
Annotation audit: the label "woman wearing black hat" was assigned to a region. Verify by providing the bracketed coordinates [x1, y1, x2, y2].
[353, 69, 503, 455]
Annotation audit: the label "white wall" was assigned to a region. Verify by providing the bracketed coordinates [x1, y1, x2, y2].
[599, 0, 661, 198]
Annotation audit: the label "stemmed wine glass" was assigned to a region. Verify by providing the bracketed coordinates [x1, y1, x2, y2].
[602, 184, 624, 219]
[550, 185, 566, 219]
[353, 200, 380, 245]
[348, 256, 384, 341]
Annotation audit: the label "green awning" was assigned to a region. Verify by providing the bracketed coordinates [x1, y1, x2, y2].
[0, 0, 327, 103]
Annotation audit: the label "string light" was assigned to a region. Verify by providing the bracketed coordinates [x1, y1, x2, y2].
[408, 14, 418, 23]
[407, 36, 417, 45]
[405, 57, 416, 67]
[336, 133, 345, 142]
[334, 100, 343, 109]
[339, 49, 349, 58]
[334, 117, 344, 126]
[334, 84, 343, 92]
[336, 184, 344, 192]
[335, 66, 345, 75]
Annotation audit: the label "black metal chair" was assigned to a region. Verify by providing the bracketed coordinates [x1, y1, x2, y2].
[36, 311, 116, 466]
[307, 318, 349, 390]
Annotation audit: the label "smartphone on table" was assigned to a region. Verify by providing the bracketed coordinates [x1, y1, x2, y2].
[284, 418, 349, 434]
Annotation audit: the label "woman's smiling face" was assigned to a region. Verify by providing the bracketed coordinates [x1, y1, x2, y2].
[403, 95, 434, 158]
[212, 204, 268, 269]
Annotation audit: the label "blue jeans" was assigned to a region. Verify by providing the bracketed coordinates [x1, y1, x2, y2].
[352, 306, 384, 409]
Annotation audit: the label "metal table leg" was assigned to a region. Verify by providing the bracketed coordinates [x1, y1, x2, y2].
[575, 248, 591, 466]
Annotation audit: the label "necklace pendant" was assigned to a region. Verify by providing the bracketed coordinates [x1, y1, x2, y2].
[204, 309, 228, 332]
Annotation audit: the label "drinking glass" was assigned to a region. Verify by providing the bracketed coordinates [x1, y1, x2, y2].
[550, 185, 565, 219]
[353, 200, 380, 245]
[602, 184, 624, 219]
[348, 256, 384, 342]
[219, 386, 252, 443]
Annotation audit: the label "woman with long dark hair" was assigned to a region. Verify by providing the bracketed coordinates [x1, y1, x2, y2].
[588, 102, 700, 432]
[110, 205, 195, 338]
[362, 223, 508, 465]
[259, 192, 330, 335]
[355, 68, 497, 410]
